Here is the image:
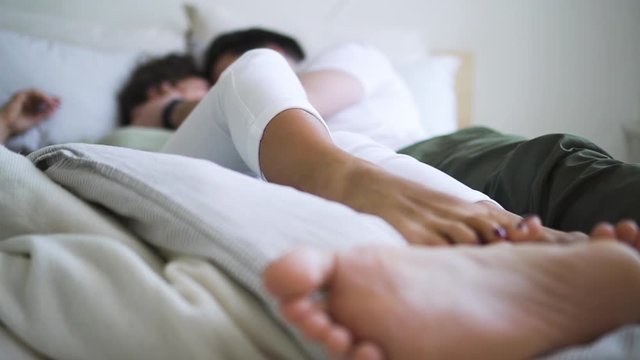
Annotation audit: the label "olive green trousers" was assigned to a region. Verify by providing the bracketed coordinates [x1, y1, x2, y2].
[400, 127, 640, 233]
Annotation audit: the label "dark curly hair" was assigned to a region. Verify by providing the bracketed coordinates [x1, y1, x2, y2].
[117, 54, 202, 126]
[203, 28, 305, 82]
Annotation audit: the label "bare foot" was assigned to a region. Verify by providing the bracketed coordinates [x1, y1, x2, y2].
[334, 163, 532, 245]
[264, 243, 640, 360]
[591, 220, 640, 251]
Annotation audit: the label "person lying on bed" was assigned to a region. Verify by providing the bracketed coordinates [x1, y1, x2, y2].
[118, 46, 640, 360]
[198, 28, 640, 236]
[0, 89, 60, 145]
[117, 34, 565, 247]
[117, 29, 639, 248]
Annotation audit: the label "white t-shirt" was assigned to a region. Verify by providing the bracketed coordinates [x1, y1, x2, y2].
[299, 43, 426, 151]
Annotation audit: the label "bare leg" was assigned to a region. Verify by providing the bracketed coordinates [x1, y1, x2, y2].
[259, 112, 531, 245]
[264, 242, 640, 360]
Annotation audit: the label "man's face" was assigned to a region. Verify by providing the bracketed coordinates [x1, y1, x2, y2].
[171, 76, 210, 101]
[129, 76, 210, 128]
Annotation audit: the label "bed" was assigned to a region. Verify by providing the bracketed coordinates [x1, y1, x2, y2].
[1, 1, 639, 359]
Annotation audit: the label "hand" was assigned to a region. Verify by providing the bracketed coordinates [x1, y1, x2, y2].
[0, 89, 60, 143]
[130, 82, 182, 128]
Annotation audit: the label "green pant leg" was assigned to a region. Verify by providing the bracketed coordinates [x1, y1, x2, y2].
[399, 127, 526, 191]
[400, 127, 640, 233]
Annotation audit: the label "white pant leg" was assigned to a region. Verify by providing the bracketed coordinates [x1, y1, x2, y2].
[162, 49, 326, 178]
[331, 130, 500, 206]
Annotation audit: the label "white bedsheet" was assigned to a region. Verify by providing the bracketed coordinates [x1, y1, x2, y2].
[0, 144, 638, 359]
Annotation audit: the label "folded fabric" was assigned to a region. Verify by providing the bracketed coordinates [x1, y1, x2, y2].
[0, 233, 285, 360]
[0, 146, 309, 359]
[29, 143, 405, 359]
[24, 143, 640, 360]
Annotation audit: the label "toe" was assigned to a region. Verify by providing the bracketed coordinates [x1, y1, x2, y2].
[590, 222, 616, 240]
[281, 297, 314, 322]
[324, 325, 353, 358]
[352, 342, 385, 360]
[616, 220, 639, 244]
[301, 312, 331, 340]
[263, 248, 336, 298]
[510, 216, 544, 242]
[432, 219, 479, 245]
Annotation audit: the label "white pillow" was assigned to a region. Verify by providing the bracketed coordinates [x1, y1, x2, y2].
[396, 56, 461, 138]
[0, 30, 143, 152]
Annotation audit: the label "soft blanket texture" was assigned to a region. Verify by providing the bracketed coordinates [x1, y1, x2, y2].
[25, 143, 404, 359]
[0, 143, 638, 359]
[0, 145, 309, 359]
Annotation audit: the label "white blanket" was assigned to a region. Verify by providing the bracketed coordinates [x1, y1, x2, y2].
[1, 143, 639, 359]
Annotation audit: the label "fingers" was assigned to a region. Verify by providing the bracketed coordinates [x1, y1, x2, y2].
[15, 89, 60, 117]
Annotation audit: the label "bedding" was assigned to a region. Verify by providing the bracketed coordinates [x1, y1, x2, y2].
[22, 142, 403, 359]
[0, 29, 144, 153]
[1, 142, 640, 359]
[1, 1, 639, 358]
[0, 0, 187, 153]
[0, 144, 310, 359]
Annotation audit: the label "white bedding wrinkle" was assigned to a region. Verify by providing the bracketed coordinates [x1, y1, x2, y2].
[28, 142, 405, 360]
[0, 234, 270, 360]
[0, 146, 303, 360]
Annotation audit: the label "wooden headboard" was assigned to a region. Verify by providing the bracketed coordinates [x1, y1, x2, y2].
[433, 50, 474, 129]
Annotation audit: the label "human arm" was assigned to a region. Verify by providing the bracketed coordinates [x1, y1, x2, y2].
[0, 89, 60, 144]
[298, 70, 364, 118]
[297, 43, 397, 119]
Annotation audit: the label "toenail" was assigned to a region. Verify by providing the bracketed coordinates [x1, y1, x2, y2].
[494, 227, 508, 239]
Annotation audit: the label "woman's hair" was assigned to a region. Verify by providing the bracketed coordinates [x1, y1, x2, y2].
[117, 54, 202, 126]
[203, 28, 305, 81]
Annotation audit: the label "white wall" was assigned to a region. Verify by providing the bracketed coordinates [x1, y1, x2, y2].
[326, 0, 640, 160]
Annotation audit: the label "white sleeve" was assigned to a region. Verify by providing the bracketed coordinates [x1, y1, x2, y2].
[331, 130, 501, 206]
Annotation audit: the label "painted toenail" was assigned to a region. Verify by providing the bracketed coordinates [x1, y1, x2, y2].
[494, 227, 508, 239]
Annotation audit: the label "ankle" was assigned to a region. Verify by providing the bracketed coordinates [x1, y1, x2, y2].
[296, 150, 368, 202]
[328, 160, 388, 211]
